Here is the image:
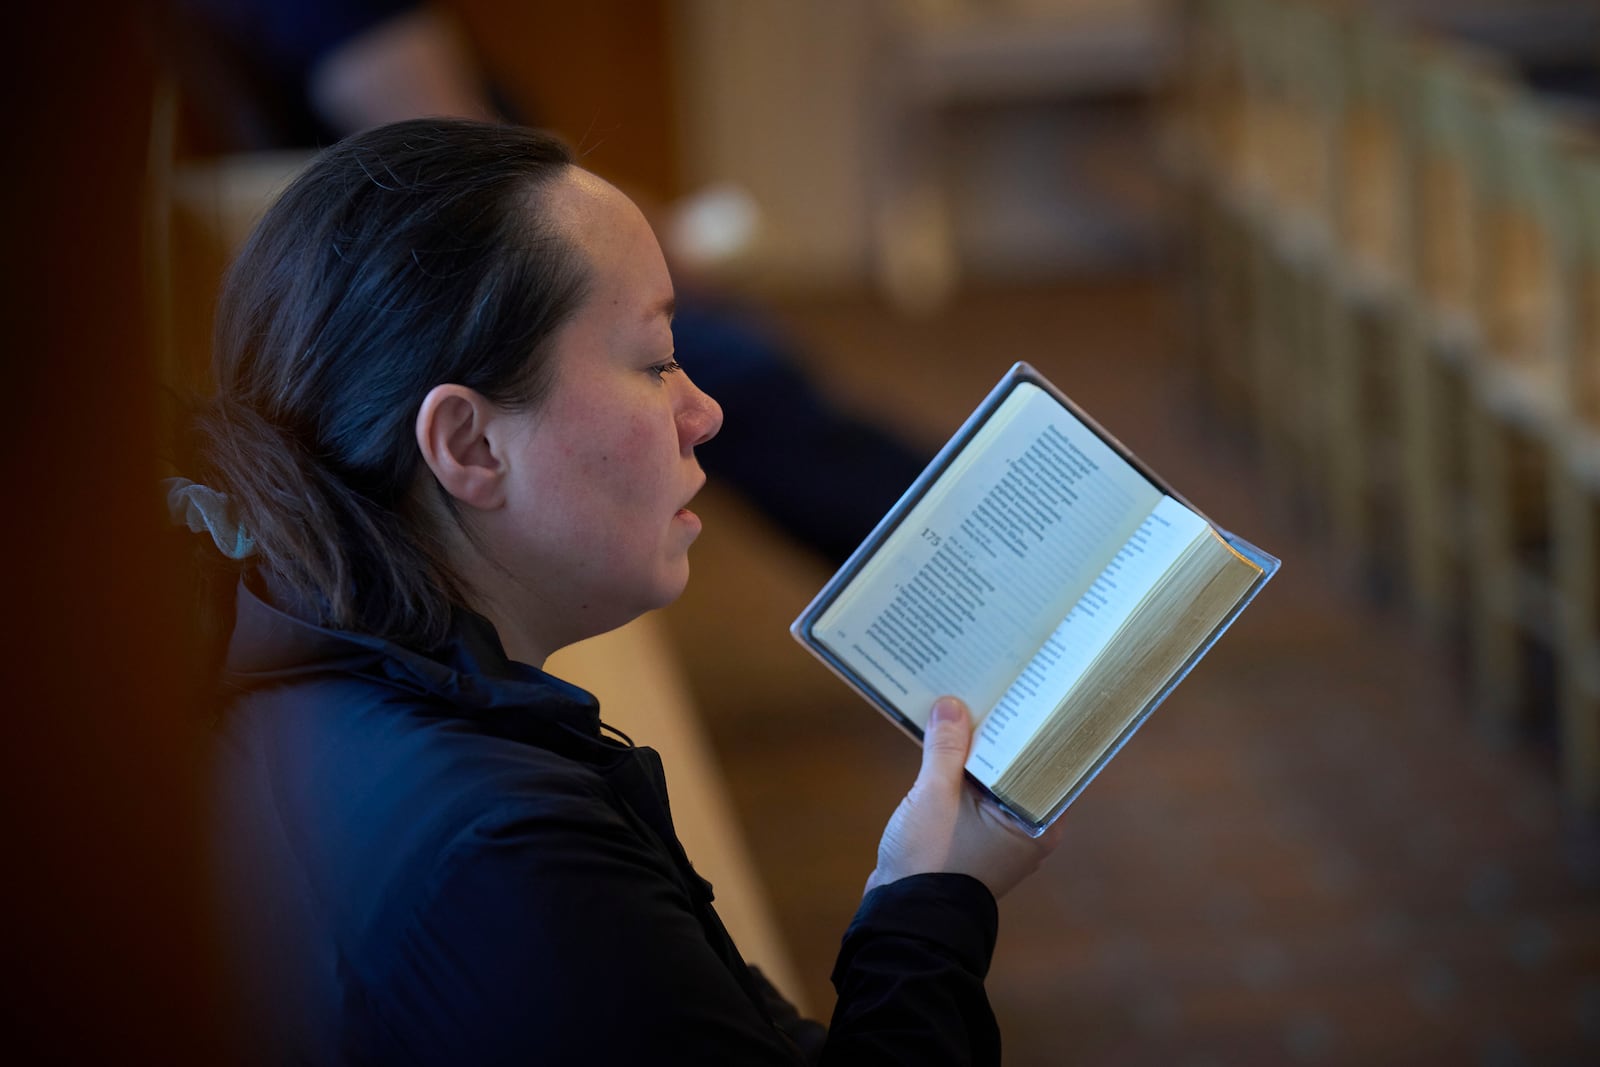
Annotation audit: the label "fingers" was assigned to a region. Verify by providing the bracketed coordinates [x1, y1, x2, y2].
[916, 696, 972, 793]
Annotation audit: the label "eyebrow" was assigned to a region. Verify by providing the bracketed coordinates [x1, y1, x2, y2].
[652, 295, 676, 325]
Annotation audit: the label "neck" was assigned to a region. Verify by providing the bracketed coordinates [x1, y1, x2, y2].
[465, 580, 559, 669]
[439, 509, 638, 667]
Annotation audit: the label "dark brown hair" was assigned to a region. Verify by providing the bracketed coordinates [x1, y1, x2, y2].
[190, 119, 588, 649]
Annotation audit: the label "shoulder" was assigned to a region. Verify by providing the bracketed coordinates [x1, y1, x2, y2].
[220, 670, 611, 820]
[212, 672, 638, 946]
[212, 672, 668, 1060]
[227, 665, 623, 810]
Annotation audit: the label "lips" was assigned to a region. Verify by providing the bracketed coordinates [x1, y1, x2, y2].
[672, 473, 707, 530]
[679, 472, 707, 513]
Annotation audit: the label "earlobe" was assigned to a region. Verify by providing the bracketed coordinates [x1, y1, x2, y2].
[415, 384, 506, 510]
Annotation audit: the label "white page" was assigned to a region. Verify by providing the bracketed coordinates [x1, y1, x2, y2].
[815, 382, 1161, 727]
[965, 495, 1209, 786]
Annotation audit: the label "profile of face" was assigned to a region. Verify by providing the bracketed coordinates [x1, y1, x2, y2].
[420, 168, 723, 663]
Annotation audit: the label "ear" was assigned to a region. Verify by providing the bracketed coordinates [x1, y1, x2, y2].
[415, 384, 506, 510]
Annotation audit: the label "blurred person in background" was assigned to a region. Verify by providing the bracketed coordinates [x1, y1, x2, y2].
[167, 0, 931, 565]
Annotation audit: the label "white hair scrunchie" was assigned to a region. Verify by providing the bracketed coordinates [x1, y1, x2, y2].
[164, 477, 257, 560]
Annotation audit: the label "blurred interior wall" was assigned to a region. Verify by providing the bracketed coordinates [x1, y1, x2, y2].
[454, 0, 681, 203]
[673, 0, 882, 289]
[668, 0, 1172, 292]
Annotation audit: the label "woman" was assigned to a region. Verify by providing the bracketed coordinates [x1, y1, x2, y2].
[182, 119, 1056, 1064]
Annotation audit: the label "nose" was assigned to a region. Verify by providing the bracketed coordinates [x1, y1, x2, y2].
[678, 374, 723, 450]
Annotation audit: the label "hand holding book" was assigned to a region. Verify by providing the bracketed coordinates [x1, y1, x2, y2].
[793, 363, 1279, 833]
[866, 696, 1060, 900]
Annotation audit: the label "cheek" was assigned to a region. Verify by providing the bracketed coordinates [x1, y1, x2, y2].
[563, 409, 677, 517]
[602, 409, 674, 478]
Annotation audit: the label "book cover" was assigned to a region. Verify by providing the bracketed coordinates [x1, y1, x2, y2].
[791, 362, 1280, 834]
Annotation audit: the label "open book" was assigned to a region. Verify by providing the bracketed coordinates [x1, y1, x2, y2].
[791, 363, 1279, 833]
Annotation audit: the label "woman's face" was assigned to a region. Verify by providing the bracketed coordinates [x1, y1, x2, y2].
[487, 170, 723, 654]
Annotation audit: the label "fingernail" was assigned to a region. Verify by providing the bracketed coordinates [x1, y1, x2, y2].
[931, 696, 964, 725]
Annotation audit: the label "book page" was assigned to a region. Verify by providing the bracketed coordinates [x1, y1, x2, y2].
[995, 529, 1264, 821]
[964, 496, 1209, 787]
[814, 382, 1162, 728]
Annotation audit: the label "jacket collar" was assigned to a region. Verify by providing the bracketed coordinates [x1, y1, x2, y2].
[223, 577, 606, 750]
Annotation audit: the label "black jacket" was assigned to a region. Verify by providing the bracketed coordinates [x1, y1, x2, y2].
[213, 579, 1001, 1064]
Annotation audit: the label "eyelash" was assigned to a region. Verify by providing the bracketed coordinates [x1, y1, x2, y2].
[649, 359, 683, 380]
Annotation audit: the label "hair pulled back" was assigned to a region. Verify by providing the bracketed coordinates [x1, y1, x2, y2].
[191, 119, 587, 650]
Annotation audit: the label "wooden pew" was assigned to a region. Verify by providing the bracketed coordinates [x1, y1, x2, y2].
[1173, 1, 1600, 814]
[1310, 4, 1412, 584]
[1460, 95, 1577, 735]
[1166, 0, 1258, 426]
[1393, 44, 1513, 642]
[1551, 143, 1600, 812]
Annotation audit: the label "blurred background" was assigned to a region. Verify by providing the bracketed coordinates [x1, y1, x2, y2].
[9, 0, 1600, 1062]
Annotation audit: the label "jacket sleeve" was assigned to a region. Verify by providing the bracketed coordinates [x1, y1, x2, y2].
[822, 874, 1001, 1066]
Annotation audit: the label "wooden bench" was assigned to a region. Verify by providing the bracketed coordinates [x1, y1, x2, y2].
[1459, 94, 1577, 737]
[1551, 142, 1600, 812]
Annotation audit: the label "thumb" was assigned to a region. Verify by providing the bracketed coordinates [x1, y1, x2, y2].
[916, 696, 973, 792]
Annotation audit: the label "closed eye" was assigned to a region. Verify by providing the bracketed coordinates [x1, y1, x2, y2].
[648, 359, 683, 380]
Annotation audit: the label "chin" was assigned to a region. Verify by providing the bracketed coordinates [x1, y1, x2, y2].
[647, 560, 693, 611]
